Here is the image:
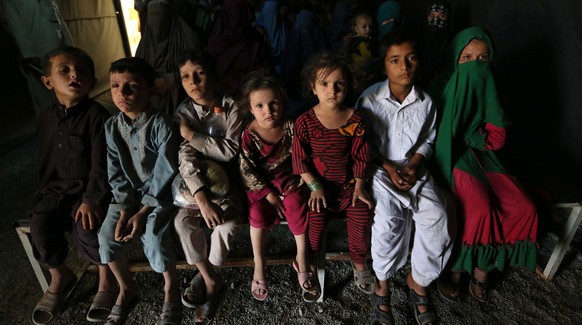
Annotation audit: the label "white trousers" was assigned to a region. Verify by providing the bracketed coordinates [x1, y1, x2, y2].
[370, 167, 454, 287]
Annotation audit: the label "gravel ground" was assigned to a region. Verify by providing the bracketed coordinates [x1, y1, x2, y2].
[1, 137, 582, 325]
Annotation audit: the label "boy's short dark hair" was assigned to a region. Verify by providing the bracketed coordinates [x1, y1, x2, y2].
[177, 49, 218, 76]
[42, 46, 95, 78]
[379, 29, 418, 61]
[109, 57, 156, 87]
[238, 69, 288, 111]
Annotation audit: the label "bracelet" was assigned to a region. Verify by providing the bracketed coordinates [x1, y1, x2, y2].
[307, 179, 323, 192]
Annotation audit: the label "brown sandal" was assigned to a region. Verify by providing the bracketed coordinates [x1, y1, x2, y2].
[469, 276, 488, 302]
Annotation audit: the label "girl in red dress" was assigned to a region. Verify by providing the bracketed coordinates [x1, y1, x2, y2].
[292, 51, 375, 294]
[239, 70, 319, 302]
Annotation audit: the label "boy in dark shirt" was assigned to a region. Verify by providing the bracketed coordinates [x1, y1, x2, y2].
[30, 46, 115, 325]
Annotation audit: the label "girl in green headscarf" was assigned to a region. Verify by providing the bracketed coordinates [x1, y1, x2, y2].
[430, 26, 538, 302]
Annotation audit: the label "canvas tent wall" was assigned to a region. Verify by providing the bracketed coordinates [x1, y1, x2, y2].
[55, 0, 128, 97]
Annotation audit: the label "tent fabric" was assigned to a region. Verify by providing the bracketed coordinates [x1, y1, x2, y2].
[56, 0, 126, 97]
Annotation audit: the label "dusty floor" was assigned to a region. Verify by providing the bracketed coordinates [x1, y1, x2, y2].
[1, 136, 582, 325]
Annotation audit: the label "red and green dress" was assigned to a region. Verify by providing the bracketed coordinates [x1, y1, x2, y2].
[431, 26, 538, 273]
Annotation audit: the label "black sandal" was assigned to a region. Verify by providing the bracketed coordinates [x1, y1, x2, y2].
[469, 277, 488, 302]
[370, 293, 394, 325]
[408, 289, 436, 325]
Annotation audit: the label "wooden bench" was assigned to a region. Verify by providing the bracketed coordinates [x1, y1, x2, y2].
[14, 219, 350, 302]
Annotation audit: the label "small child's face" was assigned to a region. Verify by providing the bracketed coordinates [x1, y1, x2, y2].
[180, 60, 213, 104]
[109, 71, 152, 119]
[249, 88, 283, 130]
[312, 67, 347, 108]
[384, 41, 418, 88]
[458, 39, 490, 64]
[41, 54, 94, 102]
[353, 16, 373, 37]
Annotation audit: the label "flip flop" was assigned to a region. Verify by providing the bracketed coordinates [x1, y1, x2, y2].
[104, 294, 140, 325]
[32, 276, 77, 325]
[436, 279, 460, 303]
[182, 270, 207, 308]
[292, 260, 321, 303]
[469, 276, 488, 302]
[86, 291, 117, 322]
[194, 284, 226, 325]
[157, 301, 182, 325]
[251, 280, 269, 301]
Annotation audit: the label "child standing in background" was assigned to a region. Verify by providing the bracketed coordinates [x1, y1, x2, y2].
[30, 46, 114, 325]
[172, 49, 243, 322]
[239, 70, 319, 302]
[292, 51, 375, 296]
[98, 57, 181, 325]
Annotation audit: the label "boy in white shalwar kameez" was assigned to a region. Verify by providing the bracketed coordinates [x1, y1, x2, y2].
[356, 30, 453, 325]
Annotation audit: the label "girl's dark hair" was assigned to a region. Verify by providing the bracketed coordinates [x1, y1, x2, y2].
[109, 57, 156, 87]
[42, 46, 95, 78]
[238, 69, 288, 111]
[378, 29, 418, 61]
[300, 50, 357, 102]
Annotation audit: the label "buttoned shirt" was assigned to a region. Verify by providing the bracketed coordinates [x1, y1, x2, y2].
[36, 97, 110, 207]
[356, 81, 436, 165]
[105, 108, 178, 209]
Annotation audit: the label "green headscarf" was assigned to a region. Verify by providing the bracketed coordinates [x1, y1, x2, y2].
[431, 26, 508, 189]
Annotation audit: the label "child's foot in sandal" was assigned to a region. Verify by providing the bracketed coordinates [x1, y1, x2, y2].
[292, 260, 321, 302]
[406, 273, 435, 325]
[469, 276, 488, 302]
[351, 260, 375, 294]
[370, 293, 394, 325]
[251, 280, 269, 301]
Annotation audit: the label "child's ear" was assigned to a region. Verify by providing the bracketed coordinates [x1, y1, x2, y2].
[41, 75, 54, 90]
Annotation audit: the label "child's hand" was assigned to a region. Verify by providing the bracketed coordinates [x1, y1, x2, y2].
[114, 210, 130, 242]
[177, 113, 195, 141]
[195, 190, 224, 229]
[122, 209, 147, 241]
[309, 190, 327, 213]
[384, 163, 412, 191]
[352, 180, 373, 209]
[397, 164, 418, 188]
[266, 192, 285, 219]
[74, 202, 102, 230]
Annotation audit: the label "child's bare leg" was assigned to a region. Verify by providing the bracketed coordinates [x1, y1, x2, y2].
[195, 259, 224, 295]
[97, 265, 116, 293]
[108, 256, 137, 305]
[162, 265, 180, 302]
[352, 261, 368, 272]
[293, 233, 310, 273]
[47, 264, 76, 293]
[250, 226, 267, 282]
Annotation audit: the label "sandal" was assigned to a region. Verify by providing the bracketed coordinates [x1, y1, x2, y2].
[194, 284, 226, 325]
[292, 261, 321, 302]
[157, 301, 182, 325]
[251, 280, 269, 301]
[104, 295, 140, 325]
[351, 261, 375, 295]
[370, 293, 394, 325]
[32, 276, 76, 325]
[408, 289, 436, 325]
[182, 270, 207, 308]
[87, 291, 117, 322]
[469, 276, 488, 302]
[436, 279, 460, 303]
